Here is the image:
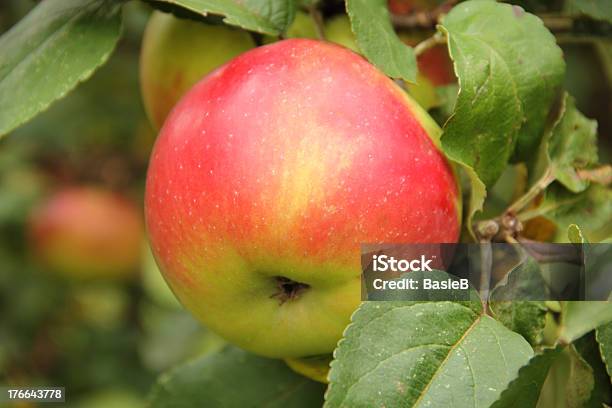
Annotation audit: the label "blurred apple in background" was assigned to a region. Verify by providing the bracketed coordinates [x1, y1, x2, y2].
[141, 240, 180, 309]
[140, 11, 256, 129]
[388, 0, 444, 15]
[400, 32, 455, 110]
[28, 187, 143, 280]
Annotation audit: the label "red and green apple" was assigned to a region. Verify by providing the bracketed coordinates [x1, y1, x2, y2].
[145, 39, 461, 358]
[140, 11, 256, 129]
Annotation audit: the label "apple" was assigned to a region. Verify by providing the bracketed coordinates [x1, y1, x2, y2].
[285, 355, 332, 383]
[145, 39, 461, 358]
[140, 11, 256, 129]
[29, 187, 143, 280]
[388, 0, 442, 15]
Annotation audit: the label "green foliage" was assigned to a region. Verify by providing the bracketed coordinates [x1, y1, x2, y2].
[489, 256, 549, 345]
[531, 93, 600, 193]
[562, 345, 595, 407]
[595, 321, 612, 378]
[0, 0, 122, 137]
[325, 301, 533, 407]
[523, 183, 612, 242]
[567, 224, 587, 244]
[560, 302, 612, 343]
[148, 347, 326, 407]
[489, 301, 548, 346]
[0, 0, 610, 405]
[574, 333, 612, 406]
[148, 0, 297, 34]
[566, 0, 612, 23]
[490, 346, 563, 407]
[547, 95, 599, 192]
[345, 0, 416, 81]
[439, 0, 565, 187]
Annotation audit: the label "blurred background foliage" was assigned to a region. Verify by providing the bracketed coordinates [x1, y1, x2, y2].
[0, 0, 610, 406]
[0, 2, 224, 407]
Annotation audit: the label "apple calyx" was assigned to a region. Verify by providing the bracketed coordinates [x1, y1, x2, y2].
[271, 276, 311, 304]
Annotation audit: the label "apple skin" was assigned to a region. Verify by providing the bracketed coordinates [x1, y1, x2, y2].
[29, 187, 143, 280]
[285, 355, 332, 383]
[145, 39, 461, 358]
[140, 11, 255, 129]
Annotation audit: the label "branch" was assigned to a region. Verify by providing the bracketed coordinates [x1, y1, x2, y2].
[308, 5, 326, 41]
[413, 33, 446, 57]
[390, 0, 457, 30]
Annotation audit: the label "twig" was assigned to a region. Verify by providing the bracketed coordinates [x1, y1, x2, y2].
[308, 5, 326, 41]
[505, 168, 555, 216]
[391, 8, 592, 34]
[479, 240, 492, 313]
[390, 0, 457, 29]
[414, 33, 446, 57]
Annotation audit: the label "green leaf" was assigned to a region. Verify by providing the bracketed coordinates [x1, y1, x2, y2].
[490, 301, 547, 346]
[521, 183, 612, 242]
[0, 0, 122, 137]
[567, 224, 587, 244]
[151, 0, 297, 35]
[536, 94, 599, 193]
[560, 302, 612, 343]
[565, 0, 612, 23]
[564, 345, 596, 408]
[149, 347, 326, 407]
[490, 346, 563, 408]
[346, 0, 416, 81]
[439, 0, 564, 186]
[490, 256, 548, 345]
[325, 301, 533, 407]
[461, 164, 488, 239]
[548, 98, 598, 193]
[490, 256, 549, 301]
[574, 333, 612, 406]
[595, 321, 612, 379]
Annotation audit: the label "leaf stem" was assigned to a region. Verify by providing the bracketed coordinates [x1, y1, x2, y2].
[413, 33, 446, 57]
[506, 168, 555, 215]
